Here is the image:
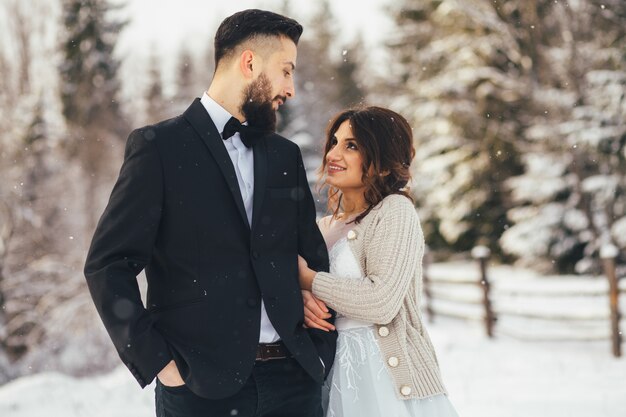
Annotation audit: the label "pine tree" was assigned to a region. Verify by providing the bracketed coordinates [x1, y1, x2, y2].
[0, 44, 13, 144]
[278, 1, 368, 213]
[1, 100, 51, 361]
[386, 0, 626, 273]
[59, 0, 126, 132]
[385, 0, 525, 257]
[0, 0, 124, 378]
[202, 38, 215, 83]
[59, 0, 128, 233]
[293, 0, 338, 127]
[0, 99, 119, 374]
[144, 51, 167, 124]
[333, 36, 366, 109]
[499, 0, 626, 273]
[8, 0, 32, 95]
[172, 48, 198, 114]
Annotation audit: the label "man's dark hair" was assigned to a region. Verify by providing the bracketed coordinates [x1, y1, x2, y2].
[214, 9, 303, 68]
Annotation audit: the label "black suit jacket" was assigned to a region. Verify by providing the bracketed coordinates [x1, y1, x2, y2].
[84, 99, 337, 399]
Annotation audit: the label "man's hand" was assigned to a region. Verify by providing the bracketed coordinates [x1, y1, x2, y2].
[301, 290, 335, 332]
[157, 360, 185, 387]
[297, 255, 316, 291]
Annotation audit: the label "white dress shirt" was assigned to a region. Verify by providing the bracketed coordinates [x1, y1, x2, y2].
[200, 92, 281, 344]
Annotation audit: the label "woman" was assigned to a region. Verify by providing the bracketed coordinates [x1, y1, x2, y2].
[298, 107, 459, 416]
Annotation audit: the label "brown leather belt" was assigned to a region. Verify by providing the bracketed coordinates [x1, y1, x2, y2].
[256, 342, 291, 361]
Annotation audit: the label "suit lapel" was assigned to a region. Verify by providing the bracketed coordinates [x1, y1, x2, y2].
[183, 98, 250, 230]
[251, 138, 268, 231]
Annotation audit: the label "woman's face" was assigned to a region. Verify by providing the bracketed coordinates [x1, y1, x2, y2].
[325, 120, 366, 194]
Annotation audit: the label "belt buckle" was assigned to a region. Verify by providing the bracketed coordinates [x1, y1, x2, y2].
[257, 346, 270, 362]
[257, 344, 274, 362]
[257, 343, 285, 362]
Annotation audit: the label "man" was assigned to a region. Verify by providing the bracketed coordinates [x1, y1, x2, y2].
[84, 9, 336, 417]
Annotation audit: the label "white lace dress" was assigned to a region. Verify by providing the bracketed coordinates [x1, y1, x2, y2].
[322, 235, 459, 417]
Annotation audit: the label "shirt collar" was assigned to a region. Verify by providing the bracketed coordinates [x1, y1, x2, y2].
[200, 92, 236, 134]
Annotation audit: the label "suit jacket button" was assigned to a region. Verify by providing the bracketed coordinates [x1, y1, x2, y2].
[252, 251, 259, 259]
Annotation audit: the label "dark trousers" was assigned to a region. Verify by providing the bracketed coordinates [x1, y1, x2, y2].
[155, 357, 322, 417]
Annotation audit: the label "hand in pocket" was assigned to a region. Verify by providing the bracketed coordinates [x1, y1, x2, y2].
[157, 360, 185, 387]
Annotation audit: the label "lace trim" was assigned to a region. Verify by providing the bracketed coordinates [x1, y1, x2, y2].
[328, 327, 386, 404]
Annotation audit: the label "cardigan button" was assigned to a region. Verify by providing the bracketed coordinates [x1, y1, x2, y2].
[347, 230, 357, 240]
[400, 385, 412, 396]
[378, 326, 389, 337]
[387, 356, 399, 367]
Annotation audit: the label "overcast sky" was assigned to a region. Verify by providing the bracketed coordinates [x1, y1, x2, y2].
[113, 0, 393, 96]
[115, 0, 392, 56]
[0, 0, 394, 107]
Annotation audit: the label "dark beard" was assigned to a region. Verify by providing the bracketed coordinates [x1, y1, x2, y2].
[239, 73, 278, 134]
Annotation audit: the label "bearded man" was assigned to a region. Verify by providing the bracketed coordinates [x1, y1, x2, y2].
[84, 9, 336, 417]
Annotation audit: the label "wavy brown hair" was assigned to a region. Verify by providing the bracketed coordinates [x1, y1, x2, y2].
[319, 106, 416, 224]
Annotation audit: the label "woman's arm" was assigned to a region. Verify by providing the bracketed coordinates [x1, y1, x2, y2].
[308, 198, 424, 324]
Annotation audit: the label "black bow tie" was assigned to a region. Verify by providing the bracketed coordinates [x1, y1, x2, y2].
[221, 117, 269, 148]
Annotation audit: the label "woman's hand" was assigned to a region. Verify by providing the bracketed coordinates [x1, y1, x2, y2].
[298, 256, 334, 331]
[297, 255, 316, 291]
[301, 290, 335, 332]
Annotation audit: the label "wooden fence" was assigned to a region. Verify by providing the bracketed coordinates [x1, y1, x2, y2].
[422, 245, 624, 358]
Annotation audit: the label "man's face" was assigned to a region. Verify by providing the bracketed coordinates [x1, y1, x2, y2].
[239, 36, 297, 129]
[258, 36, 297, 110]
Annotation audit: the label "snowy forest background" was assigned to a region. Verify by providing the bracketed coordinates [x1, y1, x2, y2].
[0, 0, 625, 401]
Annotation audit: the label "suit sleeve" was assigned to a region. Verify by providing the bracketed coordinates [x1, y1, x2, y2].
[295, 148, 338, 376]
[84, 129, 172, 388]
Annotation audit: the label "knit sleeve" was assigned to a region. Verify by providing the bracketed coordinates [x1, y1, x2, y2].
[312, 196, 424, 324]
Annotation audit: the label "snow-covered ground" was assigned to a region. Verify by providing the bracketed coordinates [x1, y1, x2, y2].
[431, 319, 626, 417]
[1, 262, 625, 416]
[1, 318, 624, 417]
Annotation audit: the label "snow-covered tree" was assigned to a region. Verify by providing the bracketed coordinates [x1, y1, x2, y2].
[0, 1, 73, 378]
[59, 0, 129, 233]
[1, 99, 119, 379]
[278, 0, 367, 212]
[384, 0, 626, 274]
[59, 0, 126, 132]
[7, 0, 33, 95]
[333, 36, 366, 109]
[0, 0, 128, 381]
[500, 0, 626, 273]
[144, 51, 168, 124]
[171, 48, 200, 114]
[385, 0, 525, 257]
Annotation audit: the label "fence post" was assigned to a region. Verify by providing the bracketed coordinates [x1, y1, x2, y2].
[472, 245, 494, 338]
[601, 244, 621, 358]
[422, 245, 435, 323]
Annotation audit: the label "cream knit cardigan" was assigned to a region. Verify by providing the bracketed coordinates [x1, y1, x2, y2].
[312, 194, 447, 400]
